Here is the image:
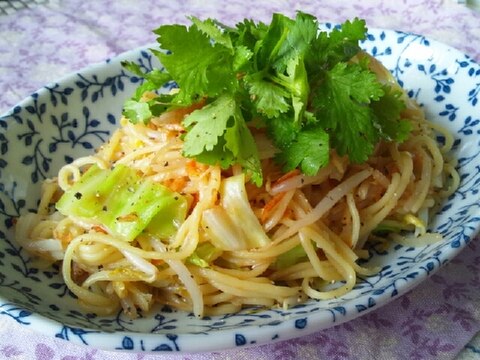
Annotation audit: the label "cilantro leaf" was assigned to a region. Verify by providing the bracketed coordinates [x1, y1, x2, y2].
[307, 18, 367, 71]
[154, 24, 237, 103]
[123, 100, 152, 124]
[122, 93, 176, 125]
[232, 18, 268, 54]
[276, 125, 330, 175]
[233, 45, 253, 72]
[271, 12, 318, 72]
[224, 107, 263, 185]
[371, 86, 411, 142]
[274, 56, 309, 124]
[192, 138, 234, 169]
[265, 113, 298, 149]
[255, 12, 316, 72]
[245, 72, 290, 118]
[182, 95, 236, 154]
[182, 95, 262, 184]
[255, 13, 292, 71]
[189, 16, 233, 49]
[312, 62, 384, 163]
[121, 61, 172, 101]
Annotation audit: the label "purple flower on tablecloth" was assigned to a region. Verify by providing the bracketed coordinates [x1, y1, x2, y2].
[337, 320, 355, 333]
[396, 300, 474, 359]
[471, 255, 480, 267]
[399, 293, 411, 310]
[443, 281, 470, 301]
[312, 333, 349, 359]
[267, 332, 351, 360]
[409, 338, 456, 360]
[0, 345, 22, 357]
[437, 303, 477, 332]
[61, 350, 98, 360]
[470, 261, 480, 288]
[35, 343, 55, 360]
[269, 342, 299, 359]
[361, 311, 393, 329]
[401, 317, 424, 344]
[34, 344, 100, 360]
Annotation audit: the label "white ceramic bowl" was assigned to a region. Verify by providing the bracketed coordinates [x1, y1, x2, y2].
[1, 26, 480, 353]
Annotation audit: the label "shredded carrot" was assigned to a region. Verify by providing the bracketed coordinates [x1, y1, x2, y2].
[261, 192, 285, 223]
[92, 225, 108, 234]
[186, 160, 208, 177]
[164, 176, 188, 192]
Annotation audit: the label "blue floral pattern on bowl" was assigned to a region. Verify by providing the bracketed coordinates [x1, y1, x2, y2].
[1, 27, 480, 353]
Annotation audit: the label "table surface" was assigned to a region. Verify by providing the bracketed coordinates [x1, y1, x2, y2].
[1, 1, 480, 359]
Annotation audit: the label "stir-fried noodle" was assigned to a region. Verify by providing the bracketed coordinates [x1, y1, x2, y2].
[15, 55, 459, 318]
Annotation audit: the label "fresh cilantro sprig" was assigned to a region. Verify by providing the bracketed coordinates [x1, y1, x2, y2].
[122, 12, 411, 185]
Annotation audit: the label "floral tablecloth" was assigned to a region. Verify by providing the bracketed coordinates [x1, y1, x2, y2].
[1, 1, 480, 359]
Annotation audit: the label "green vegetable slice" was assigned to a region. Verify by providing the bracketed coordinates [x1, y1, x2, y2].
[187, 242, 223, 268]
[56, 164, 187, 241]
[271, 243, 308, 270]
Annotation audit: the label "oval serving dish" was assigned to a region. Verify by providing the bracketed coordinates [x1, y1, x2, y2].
[1, 26, 480, 353]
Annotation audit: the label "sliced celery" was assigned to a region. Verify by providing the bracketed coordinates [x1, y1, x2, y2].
[56, 164, 187, 241]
